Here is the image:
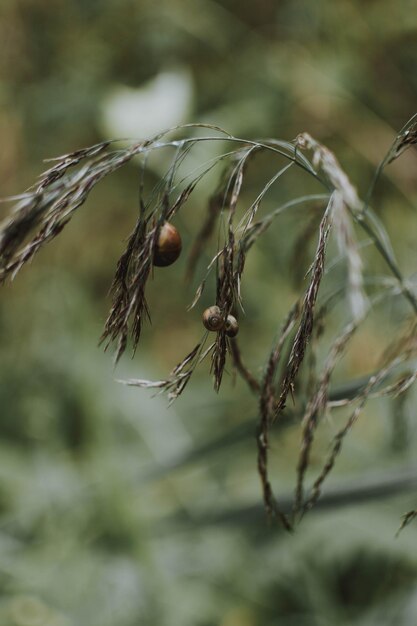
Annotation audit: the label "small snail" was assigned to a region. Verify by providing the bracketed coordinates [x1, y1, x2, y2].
[225, 314, 239, 337]
[153, 222, 182, 267]
[202, 306, 224, 331]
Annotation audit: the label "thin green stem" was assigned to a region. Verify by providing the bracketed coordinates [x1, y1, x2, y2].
[354, 212, 417, 315]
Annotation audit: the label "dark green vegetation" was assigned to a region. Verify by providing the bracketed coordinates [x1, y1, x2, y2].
[0, 1, 416, 625]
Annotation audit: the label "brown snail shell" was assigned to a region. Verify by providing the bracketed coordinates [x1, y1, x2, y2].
[225, 314, 239, 337]
[202, 306, 224, 331]
[153, 222, 182, 267]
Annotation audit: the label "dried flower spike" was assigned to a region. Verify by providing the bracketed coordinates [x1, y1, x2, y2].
[153, 222, 182, 267]
[202, 306, 224, 331]
[225, 315, 239, 337]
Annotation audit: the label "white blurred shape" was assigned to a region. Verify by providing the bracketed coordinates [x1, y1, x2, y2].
[101, 68, 193, 139]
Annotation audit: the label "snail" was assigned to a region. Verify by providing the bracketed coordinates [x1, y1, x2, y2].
[153, 222, 182, 267]
[202, 306, 224, 331]
[225, 314, 239, 337]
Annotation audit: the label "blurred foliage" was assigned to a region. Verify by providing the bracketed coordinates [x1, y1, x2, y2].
[0, 0, 416, 625]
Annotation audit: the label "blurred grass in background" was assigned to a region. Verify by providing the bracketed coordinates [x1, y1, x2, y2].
[0, 1, 416, 624]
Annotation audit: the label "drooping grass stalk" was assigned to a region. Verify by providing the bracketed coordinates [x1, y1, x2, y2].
[1, 119, 416, 532]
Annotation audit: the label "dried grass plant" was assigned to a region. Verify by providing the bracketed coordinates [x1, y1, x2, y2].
[1, 117, 416, 533]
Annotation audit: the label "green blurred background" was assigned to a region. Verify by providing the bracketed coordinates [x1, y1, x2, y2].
[0, 1, 417, 625]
